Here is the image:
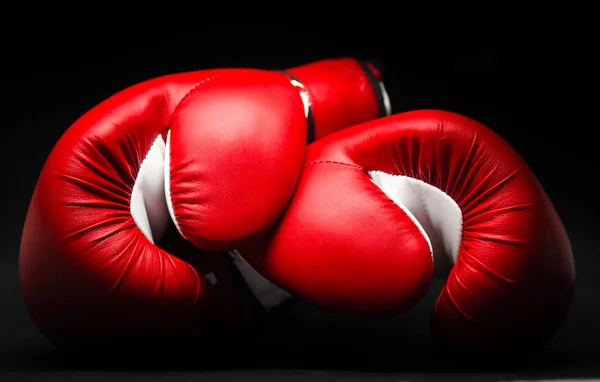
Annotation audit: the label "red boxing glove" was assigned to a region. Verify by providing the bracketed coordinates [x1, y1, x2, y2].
[19, 58, 388, 351]
[236, 110, 575, 351]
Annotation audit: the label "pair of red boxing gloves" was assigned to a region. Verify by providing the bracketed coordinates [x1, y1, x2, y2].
[19, 57, 575, 354]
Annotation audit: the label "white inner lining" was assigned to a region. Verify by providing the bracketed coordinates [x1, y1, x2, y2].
[379, 81, 392, 116]
[289, 78, 311, 118]
[130, 136, 170, 244]
[369, 171, 463, 275]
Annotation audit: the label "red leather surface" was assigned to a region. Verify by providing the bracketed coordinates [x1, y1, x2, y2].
[239, 110, 575, 349]
[168, 70, 306, 250]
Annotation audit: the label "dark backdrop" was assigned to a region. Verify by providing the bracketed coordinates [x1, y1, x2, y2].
[2, 30, 598, 380]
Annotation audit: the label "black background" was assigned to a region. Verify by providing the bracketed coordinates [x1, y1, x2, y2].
[1, 24, 598, 381]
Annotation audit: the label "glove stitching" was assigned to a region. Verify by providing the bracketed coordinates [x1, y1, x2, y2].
[416, 180, 436, 261]
[169, 75, 221, 122]
[305, 160, 363, 170]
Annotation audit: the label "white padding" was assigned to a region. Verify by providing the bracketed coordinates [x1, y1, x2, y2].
[229, 249, 293, 310]
[379, 81, 392, 116]
[368, 171, 463, 273]
[130, 136, 170, 244]
[289, 78, 311, 119]
[163, 130, 184, 238]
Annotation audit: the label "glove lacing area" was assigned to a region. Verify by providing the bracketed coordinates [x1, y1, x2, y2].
[369, 171, 464, 278]
[129, 132, 291, 310]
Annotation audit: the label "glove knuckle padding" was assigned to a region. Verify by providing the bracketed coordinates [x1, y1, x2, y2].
[245, 161, 434, 316]
[242, 109, 574, 350]
[166, 71, 307, 250]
